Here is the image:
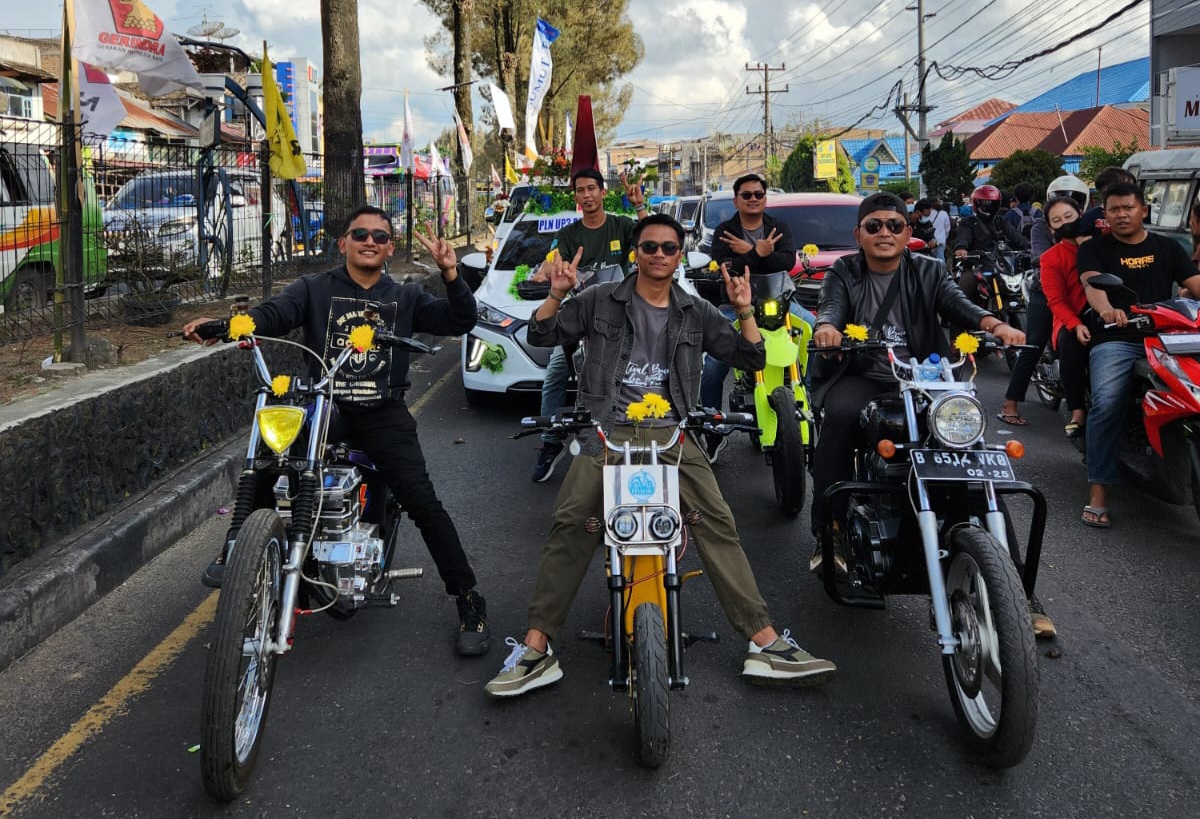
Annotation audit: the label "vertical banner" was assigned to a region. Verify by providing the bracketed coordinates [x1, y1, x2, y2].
[401, 91, 415, 171]
[77, 62, 125, 141]
[429, 140, 444, 178]
[452, 107, 473, 173]
[263, 45, 306, 179]
[569, 95, 601, 177]
[71, 0, 203, 96]
[505, 153, 520, 184]
[523, 17, 560, 162]
[488, 82, 516, 134]
[490, 164, 503, 192]
[814, 139, 837, 180]
[564, 112, 572, 152]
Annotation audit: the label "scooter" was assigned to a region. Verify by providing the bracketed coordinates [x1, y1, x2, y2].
[955, 241, 1032, 333]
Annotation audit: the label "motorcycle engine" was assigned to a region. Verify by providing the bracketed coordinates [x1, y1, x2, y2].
[846, 502, 899, 588]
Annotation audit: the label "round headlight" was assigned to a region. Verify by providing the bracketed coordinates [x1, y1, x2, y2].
[648, 509, 679, 540]
[929, 394, 985, 448]
[610, 510, 638, 541]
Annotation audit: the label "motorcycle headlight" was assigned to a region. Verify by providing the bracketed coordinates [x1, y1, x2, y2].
[477, 302, 515, 328]
[648, 509, 679, 541]
[609, 509, 638, 541]
[928, 393, 985, 448]
[761, 299, 780, 318]
[158, 216, 196, 237]
[256, 406, 306, 454]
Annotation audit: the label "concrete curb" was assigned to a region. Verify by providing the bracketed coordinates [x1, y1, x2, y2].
[0, 438, 243, 671]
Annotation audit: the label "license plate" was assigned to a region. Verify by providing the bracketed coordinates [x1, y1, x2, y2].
[910, 449, 1015, 482]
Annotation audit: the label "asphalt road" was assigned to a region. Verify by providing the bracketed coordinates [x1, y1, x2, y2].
[0, 341, 1197, 819]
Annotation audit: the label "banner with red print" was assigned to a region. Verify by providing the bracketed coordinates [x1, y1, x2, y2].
[72, 0, 203, 96]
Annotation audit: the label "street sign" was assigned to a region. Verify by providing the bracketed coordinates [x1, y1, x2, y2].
[814, 139, 837, 180]
[861, 172, 879, 190]
[1177, 66, 1200, 131]
[862, 155, 879, 173]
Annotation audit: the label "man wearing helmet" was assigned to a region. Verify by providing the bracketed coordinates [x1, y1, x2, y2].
[953, 184, 1029, 258]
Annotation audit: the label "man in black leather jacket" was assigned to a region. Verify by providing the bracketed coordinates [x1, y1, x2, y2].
[809, 192, 1025, 568]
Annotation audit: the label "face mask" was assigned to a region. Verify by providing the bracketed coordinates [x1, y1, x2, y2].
[920, 214, 933, 223]
[1053, 219, 1082, 242]
[906, 203, 915, 213]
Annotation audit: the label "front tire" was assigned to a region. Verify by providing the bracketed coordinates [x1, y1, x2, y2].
[768, 385, 806, 516]
[942, 526, 1039, 768]
[632, 603, 669, 768]
[201, 509, 285, 801]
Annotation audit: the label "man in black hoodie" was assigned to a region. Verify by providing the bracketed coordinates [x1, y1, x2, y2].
[183, 205, 491, 656]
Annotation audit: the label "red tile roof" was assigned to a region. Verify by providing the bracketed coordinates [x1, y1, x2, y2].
[937, 98, 1016, 128]
[965, 105, 1149, 160]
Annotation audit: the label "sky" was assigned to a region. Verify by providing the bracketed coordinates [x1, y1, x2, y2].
[4, 0, 1152, 147]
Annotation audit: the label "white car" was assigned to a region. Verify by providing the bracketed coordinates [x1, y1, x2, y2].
[461, 209, 707, 403]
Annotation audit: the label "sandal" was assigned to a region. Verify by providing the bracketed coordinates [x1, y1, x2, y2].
[1064, 421, 1084, 438]
[996, 412, 1027, 426]
[1081, 505, 1110, 528]
[1029, 594, 1057, 639]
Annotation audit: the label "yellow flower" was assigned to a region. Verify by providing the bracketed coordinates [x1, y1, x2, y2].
[844, 323, 869, 342]
[802, 243, 819, 258]
[628, 249, 636, 264]
[228, 314, 255, 340]
[625, 402, 648, 422]
[954, 332, 980, 355]
[642, 392, 670, 419]
[707, 260, 719, 272]
[348, 325, 375, 353]
[271, 375, 291, 397]
[545, 249, 558, 263]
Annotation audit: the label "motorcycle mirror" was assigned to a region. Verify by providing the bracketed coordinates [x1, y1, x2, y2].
[906, 238, 927, 252]
[1085, 273, 1125, 293]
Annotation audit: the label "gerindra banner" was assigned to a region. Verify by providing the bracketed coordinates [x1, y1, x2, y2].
[72, 0, 203, 97]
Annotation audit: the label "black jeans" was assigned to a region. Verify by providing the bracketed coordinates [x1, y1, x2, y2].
[1055, 327, 1089, 413]
[1004, 288, 1052, 403]
[339, 401, 477, 596]
[811, 375, 897, 530]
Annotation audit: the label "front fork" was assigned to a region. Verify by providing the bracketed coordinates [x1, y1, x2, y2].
[608, 545, 686, 692]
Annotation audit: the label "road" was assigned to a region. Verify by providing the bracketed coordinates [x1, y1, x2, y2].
[0, 340, 1197, 819]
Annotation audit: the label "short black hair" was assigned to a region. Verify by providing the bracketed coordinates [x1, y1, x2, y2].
[915, 198, 933, 211]
[632, 213, 685, 248]
[1095, 166, 1135, 191]
[733, 173, 766, 195]
[1103, 181, 1144, 206]
[1014, 182, 1037, 203]
[342, 205, 393, 236]
[571, 168, 605, 189]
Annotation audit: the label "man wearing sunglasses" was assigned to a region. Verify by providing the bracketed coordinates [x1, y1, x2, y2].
[182, 205, 494, 657]
[482, 213, 837, 698]
[701, 173, 802, 462]
[809, 192, 1025, 570]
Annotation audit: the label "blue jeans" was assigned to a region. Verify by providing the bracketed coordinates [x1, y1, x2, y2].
[540, 345, 571, 444]
[700, 303, 816, 410]
[1085, 341, 1143, 485]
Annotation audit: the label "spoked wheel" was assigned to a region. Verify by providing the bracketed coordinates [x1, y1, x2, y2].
[632, 603, 669, 768]
[768, 385, 806, 517]
[942, 526, 1039, 768]
[201, 509, 286, 801]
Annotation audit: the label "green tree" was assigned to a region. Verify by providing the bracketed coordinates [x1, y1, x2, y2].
[780, 134, 854, 194]
[880, 180, 917, 197]
[920, 132, 976, 205]
[1077, 139, 1141, 185]
[987, 149, 1064, 199]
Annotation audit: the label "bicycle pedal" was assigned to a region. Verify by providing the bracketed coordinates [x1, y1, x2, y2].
[577, 629, 608, 645]
[385, 567, 423, 580]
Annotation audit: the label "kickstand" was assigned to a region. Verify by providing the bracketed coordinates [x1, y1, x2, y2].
[682, 631, 719, 648]
[577, 629, 609, 647]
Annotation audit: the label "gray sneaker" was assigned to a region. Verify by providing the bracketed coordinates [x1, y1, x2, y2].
[742, 630, 836, 686]
[484, 638, 563, 699]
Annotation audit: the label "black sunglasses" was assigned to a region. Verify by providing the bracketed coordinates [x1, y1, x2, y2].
[738, 190, 766, 200]
[859, 218, 908, 235]
[637, 240, 681, 256]
[346, 228, 392, 244]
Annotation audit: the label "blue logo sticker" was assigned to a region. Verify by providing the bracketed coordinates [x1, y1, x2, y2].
[628, 470, 656, 499]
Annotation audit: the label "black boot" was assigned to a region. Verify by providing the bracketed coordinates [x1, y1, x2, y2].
[455, 590, 491, 656]
[201, 552, 226, 588]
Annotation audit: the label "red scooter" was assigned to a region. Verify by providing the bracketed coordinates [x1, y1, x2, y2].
[1089, 274, 1200, 523]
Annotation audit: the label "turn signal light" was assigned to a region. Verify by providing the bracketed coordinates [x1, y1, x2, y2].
[876, 439, 897, 458]
[1005, 440, 1025, 459]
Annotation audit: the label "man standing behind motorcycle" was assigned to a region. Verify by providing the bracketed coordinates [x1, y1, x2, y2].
[1076, 183, 1200, 528]
[483, 213, 837, 698]
[182, 206, 493, 657]
[700, 173, 802, 462]
[811, 192, 1026, 568]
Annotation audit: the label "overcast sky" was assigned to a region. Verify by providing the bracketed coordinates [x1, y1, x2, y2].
[5, 0, 1151, 146]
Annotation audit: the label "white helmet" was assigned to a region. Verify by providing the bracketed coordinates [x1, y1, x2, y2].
[1046, 175, 1090, 208]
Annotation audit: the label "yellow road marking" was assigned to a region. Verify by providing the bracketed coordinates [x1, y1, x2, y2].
[0, 365, 455, 816]
[0, 592, 219, 817]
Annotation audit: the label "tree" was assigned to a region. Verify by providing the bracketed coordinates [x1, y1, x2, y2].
[1077, 139, 1141, 185]
[779, 134, 854, 194]
[987, 149, 1063, 199]
[321, 0, 365, 250]
[880, 180, 917, 197]
[920, 133, 976, 205]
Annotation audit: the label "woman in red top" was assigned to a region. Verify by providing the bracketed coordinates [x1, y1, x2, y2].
[1038, 196, 1092, 436]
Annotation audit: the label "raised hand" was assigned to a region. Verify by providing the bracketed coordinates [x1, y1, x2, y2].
[546, 246, 583, 298]
[619, 172, 645, 211]
[721, 263, 753, 310]
[755, 228, 781, 258]
[719, 230, 753, 255]
[413, 222, 457, 274]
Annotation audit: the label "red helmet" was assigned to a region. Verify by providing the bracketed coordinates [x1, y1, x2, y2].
[971, 184, 1002, 219]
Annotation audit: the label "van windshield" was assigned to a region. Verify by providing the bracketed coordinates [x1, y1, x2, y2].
[703, 197, 737, 229]
[109, 174, 198, 209]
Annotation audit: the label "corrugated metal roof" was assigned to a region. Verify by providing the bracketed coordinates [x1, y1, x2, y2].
[0, 56, 54, 82]
[42, 83, 198, 138]
[937, 98, 1016, 128]
[992, 58, 1150, 121]
[966, 106, 1149, 161]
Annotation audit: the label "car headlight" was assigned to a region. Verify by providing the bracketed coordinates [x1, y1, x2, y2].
[477, 302, 515, 328]
[158, 216, 196, 238]
[928, 393, 985, 448]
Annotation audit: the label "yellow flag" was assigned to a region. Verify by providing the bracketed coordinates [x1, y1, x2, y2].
[504, 153, 520, 184]
[263, 44, 306, 180]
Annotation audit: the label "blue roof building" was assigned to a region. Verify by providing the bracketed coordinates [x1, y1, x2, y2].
[840, 137, 922, 189]
[990, 57, 1150, 122]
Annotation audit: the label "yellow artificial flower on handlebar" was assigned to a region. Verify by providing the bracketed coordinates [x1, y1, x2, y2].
[625, 392, 670, 423]
[348, 325, 375, 353]
[228, 314, 256, 340]
[954, 332, 980, 356]
[708, 260, 719, 272]
[844, 323, 869, 342]
[271, 375, 291, 397]
[802, 243, 819, 258]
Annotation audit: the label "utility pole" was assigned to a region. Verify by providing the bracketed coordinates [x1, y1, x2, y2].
[898, 2, 935, 192]
[746, 62, 788, 170]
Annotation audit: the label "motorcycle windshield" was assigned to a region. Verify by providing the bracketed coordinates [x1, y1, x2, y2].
[749, 270, 793, 302]
[575, 263, 625, 291]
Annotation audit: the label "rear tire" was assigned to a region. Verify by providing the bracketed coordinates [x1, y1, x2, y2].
[201, 509, 285, 801]
[768, 385, 806, 516]
[942, 526, 1039, 768]
[4, 266, 50, 311]
[632, 603, 670, 768]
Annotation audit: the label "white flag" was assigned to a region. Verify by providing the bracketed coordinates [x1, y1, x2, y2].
[488, 82, 516, 134]
[71, 0, 203, 97]
[429, 140, 444, 178]
[77, 62, 126, 142]
[401, 91, 415, 171]
[564, 112, 572, 152]
[523, 18, 560, 161]
[490, 164, 502, 191]
[452, 107, 473, 173]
